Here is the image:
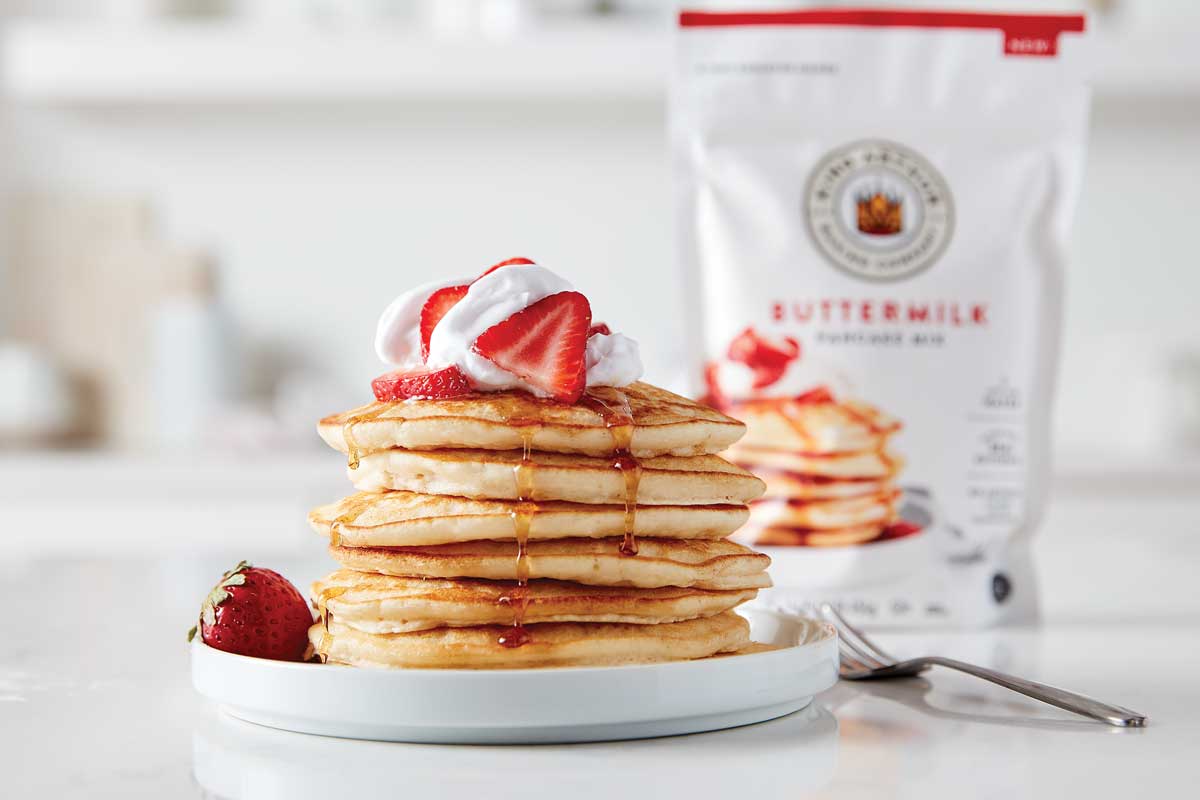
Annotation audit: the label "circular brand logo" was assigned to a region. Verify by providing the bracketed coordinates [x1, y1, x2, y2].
[804, 140, 954, 282]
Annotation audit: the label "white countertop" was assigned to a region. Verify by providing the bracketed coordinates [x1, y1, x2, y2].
[5, 483, 1197, 797]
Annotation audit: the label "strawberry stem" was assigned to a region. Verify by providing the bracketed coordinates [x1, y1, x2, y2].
[190, 560, 252, 640]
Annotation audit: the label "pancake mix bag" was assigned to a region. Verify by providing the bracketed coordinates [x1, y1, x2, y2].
[673, 8, 1090, 626]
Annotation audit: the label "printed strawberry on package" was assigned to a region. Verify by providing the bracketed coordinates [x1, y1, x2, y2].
[672, 9, 1091, 627]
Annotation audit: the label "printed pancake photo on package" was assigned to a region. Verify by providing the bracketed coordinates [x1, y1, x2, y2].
[672, 8, 1091, 627]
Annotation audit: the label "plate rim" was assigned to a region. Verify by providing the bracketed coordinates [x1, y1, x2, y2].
[191, 608, 837, 677]
[191, 610, 839, 742]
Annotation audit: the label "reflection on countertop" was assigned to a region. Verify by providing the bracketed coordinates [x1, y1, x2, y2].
[1, 554, 1192, 798]
[193, 702, 838, 800]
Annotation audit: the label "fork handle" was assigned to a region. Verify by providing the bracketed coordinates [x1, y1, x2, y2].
[923, 656, 1147, 727]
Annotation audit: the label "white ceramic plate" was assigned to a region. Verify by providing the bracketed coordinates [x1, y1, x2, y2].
[191, 609, 837, 744]
[760, 527, 932, 589]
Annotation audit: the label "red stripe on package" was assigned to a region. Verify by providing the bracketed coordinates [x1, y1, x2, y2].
[679, 8, 1085, 57]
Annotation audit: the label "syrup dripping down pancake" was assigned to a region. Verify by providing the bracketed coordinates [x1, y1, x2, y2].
[749, 490, 901, 530]
[319, 381, 746, 459]
[346, 449, 765, 505]
[311, 611, 751, 669]
[312, 570, 758, 633]
[310, 491, 750, 547]
[749, 470, 892, 501]
[728, 395, 900, 454]
[328, 537, 772, 590]
[743, 521, 922, 547]
[741, 523, 888, 547]
[726, 444, 902, 480]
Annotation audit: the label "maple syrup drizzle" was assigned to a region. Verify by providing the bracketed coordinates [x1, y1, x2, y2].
[314, 585, 353, 624]
[498, 425, 536, 648]
[837, 398, 893, 436]
[829, 395, 901, 473]
[343, 402, 391, 470]
[313, 581, 359, 663]
[327, 492, 375, 548]
[582, 388, 642, 556]
[316, 494, 379, 662]
[316, 603, 336, 662]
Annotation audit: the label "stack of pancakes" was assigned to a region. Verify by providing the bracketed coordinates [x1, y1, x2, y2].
[307, 381, 771, 668]
[724, 391, 906, 547]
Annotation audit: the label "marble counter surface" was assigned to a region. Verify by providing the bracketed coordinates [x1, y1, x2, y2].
[3, 489, 1196, 798]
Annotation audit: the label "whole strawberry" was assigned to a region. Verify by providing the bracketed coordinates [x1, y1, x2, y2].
[187, 561, 313, 662]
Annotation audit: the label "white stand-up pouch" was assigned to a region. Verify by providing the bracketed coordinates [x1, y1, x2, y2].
[673, 8, 1091, 626]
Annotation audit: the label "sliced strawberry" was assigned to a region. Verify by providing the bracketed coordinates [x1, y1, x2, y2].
[727, 327, 800, 369]
[372, 365, 473, 401]
[419, 284, 469, 361]
[795, 386, 834, 405]
[750, 363, 787, 390]
[471, 291, 591, 403]
[477, 257, 535, 281]
[703, 362, 729, 410]
[587, 322, 611, 338]
[417, 260, 537, 360]
[727, 327, 801, 390]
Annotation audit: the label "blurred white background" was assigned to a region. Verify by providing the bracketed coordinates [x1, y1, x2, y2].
[0, 1, 1197, 581]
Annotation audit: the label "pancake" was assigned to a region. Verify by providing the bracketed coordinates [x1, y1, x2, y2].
[752, 470, 892, 501]
[727, 396, 899, 454]
[310, 611, 751, 669]
[740, 523, 885, 547]
[310, 491, 748, 547]
[726, 444, 901, 480]
[750, 490, 900, 530]
[319, 382, 745, 459]
[348, 449, 766, 505]
[312, 570, 757, 633]
[329, 537, 772, 590]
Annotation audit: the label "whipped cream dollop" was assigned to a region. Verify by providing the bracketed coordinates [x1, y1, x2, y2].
[375, 262, 643, 396]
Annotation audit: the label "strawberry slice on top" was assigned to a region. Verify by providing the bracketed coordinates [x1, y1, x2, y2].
[588, 322, 611, 338]
[416, 259, 536, 361]
[472, 291, 592, 403]
[372, 365, 473, 401]
[419, 284, 470, 361]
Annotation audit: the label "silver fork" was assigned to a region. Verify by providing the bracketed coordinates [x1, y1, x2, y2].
[818, 603, 1147, 728]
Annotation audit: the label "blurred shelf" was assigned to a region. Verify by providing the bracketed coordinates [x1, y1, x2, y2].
[0, 21, 667, 105]
[1093, 30, 1200, 99]
[0, 450, 342, 499]
[4, 21, 1200, 107]
[0, 451, 345, 557]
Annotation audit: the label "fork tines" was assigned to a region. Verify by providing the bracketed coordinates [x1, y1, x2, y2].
[818, 602, 895, 675]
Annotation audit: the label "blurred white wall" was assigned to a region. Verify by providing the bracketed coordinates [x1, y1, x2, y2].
[0, 3, 1198, 569]
[9, 92, 1200, 458]
[2, 2, 1200, 461]
[1059, 98, 1200, 455]
[4, 99, 681, 395]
